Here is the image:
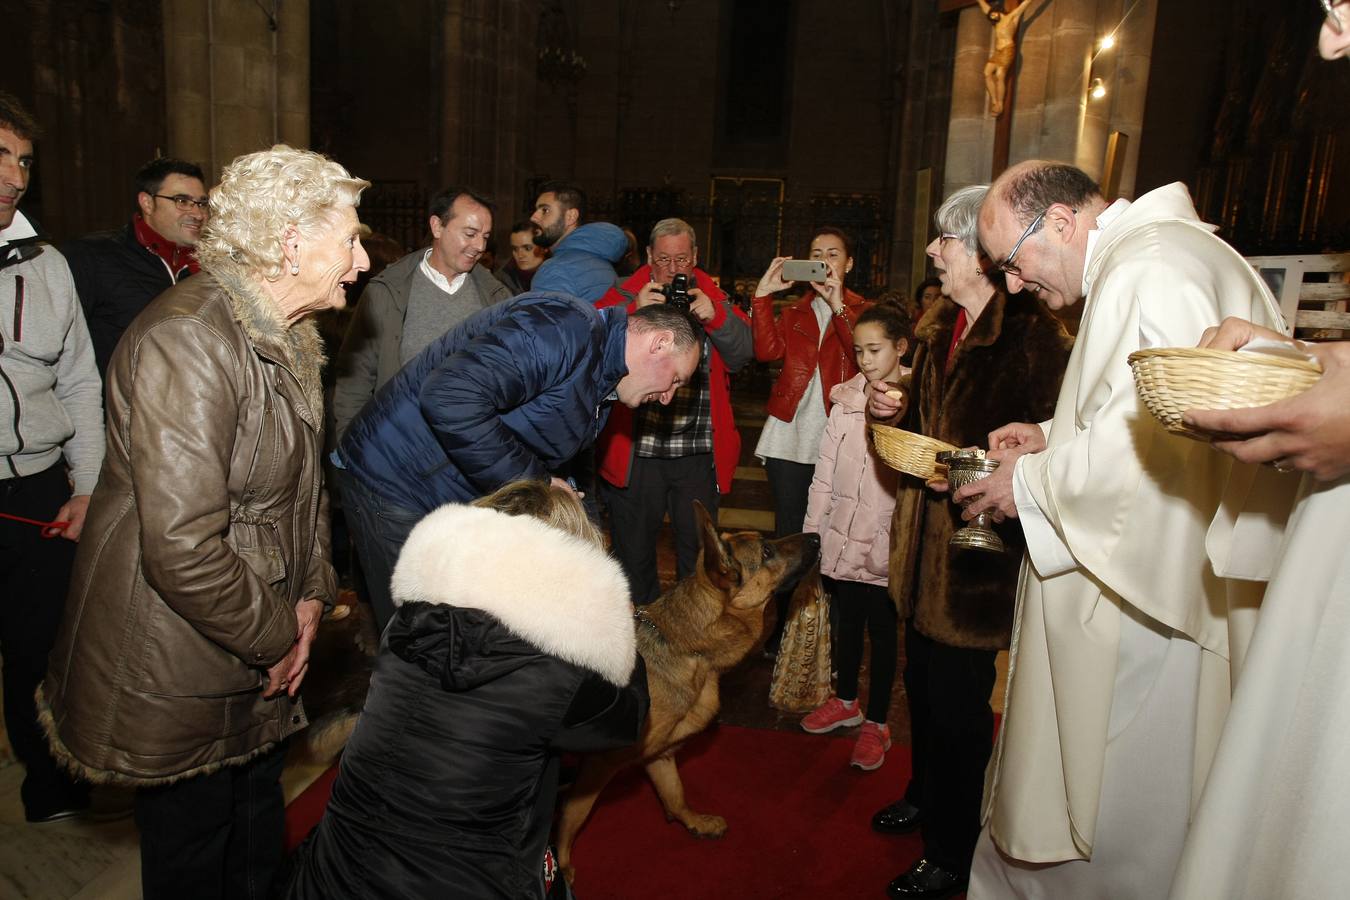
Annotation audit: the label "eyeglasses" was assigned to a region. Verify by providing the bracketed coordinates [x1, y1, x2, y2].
[1321, 0, 1344, 35]
[152, 193, 209, 213]
[993, 211, 1047, 277]
[651, 254, 693, 269]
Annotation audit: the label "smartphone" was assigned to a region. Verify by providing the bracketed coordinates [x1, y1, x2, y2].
[781, 259, 831, 283]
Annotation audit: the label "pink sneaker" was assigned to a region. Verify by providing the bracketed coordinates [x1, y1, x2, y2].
[800, 697, 865, 734]
[850, 722, 892, 771]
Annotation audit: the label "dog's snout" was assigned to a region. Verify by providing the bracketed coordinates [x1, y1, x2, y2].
[803, 533, 821, 550]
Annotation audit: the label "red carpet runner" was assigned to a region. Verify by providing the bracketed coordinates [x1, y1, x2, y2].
[286, 723, 955, 898]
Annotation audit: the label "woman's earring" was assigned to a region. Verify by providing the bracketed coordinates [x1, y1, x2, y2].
[291, 263, 300, 275]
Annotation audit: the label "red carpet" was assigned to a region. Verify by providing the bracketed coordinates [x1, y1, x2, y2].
[285, 724, 942, 899]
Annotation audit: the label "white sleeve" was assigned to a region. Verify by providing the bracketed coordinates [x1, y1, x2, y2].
[1013, 452, 1079, 578]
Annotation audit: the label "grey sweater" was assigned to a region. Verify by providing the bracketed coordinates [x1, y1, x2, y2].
[0, 217, 105, 493]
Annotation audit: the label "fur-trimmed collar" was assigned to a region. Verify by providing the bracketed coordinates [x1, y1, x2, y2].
[390, 504, 637, 686]
[914, 290, 1008, 353]
[206, 258, 327, 422]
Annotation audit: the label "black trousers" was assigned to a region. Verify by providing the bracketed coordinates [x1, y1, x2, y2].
[832, 579, 898, 723]
[600, 453, 719, 605]
[135, 743, 288, 900]
[764, 457, 815, 647]
[0, 462, 88, 819]
[902, 622, 998, 877]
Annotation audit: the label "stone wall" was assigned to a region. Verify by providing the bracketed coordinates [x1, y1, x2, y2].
[942, 0, 1157, 199]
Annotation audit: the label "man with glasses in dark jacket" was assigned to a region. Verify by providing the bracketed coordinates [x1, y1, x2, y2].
[62, 157, 208, 377]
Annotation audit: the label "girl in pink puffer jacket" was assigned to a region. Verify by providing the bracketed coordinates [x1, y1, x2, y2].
[800, 300, 911, 771]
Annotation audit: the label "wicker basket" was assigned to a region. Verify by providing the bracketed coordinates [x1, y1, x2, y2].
[1128, 347, 1323, 439]
[870, 424, 959, 481]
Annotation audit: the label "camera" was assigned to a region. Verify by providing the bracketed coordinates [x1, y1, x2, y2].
[660, 273, 692, 311]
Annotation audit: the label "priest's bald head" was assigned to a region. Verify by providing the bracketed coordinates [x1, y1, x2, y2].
[978, 161, 1108, 310]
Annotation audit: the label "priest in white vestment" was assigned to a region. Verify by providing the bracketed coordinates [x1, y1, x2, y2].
[1167, 11, 1350, 896]
[956, 161, 1288, 899]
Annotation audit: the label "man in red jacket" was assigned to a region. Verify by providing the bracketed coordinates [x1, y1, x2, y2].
[595, 218, 752, 604]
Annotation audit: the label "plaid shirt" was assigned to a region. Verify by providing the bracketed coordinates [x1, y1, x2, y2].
[634, 334, 713, 458]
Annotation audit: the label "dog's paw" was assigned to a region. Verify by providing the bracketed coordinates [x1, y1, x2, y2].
[684, 813, 728, 838]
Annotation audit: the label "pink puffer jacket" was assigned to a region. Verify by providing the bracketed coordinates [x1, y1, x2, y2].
[803, 373, 899, 586]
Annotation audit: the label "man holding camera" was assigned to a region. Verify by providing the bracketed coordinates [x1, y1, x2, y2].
[595, 217, 752, 604]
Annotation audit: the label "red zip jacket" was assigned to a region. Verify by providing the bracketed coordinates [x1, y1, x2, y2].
[595, 266, 749, 494]
[752, 287, 870, 422]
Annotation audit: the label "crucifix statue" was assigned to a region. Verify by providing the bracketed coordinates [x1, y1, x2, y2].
[976, 0, 1042, 116]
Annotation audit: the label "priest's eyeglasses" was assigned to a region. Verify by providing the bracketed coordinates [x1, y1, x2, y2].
[993, 211, 1046, 277]
[153, 193, 210, 212]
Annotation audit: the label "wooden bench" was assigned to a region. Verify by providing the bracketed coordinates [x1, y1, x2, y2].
[1246, 253, 1350, 341]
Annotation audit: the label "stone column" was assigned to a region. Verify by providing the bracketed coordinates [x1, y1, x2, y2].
[161, 0, 310, 179]
[436, 0, 540, 221]
[1102, 0, 1157, 198]
[162, 0, 213, 170]
[943, 7, 999, 195]
[942, 0, 1157, 199]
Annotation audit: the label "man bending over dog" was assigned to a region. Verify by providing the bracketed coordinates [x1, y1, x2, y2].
[336, 293, 702, 628]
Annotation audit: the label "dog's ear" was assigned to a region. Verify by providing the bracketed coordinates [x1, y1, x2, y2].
[696, 501, 741, 590]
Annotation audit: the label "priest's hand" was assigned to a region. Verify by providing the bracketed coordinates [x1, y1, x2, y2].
[1183, 318, 1350, 482]
[953, 456, 1018, 522]
[988, 421, 1046, 456]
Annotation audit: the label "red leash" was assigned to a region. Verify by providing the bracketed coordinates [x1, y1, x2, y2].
[0, 511, 70, 538]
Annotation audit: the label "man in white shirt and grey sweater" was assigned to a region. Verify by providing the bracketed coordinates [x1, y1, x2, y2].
[328, 186, 509, 628]
[0, 91, 105, 824]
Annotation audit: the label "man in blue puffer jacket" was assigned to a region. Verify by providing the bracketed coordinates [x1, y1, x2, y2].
[337, 292, 701, 627]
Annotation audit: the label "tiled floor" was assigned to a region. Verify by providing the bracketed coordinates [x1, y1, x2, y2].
[0, 360, 1006, 897]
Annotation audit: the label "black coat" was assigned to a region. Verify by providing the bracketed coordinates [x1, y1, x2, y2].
[62, 223, 192, 376]
[286, 504, 647, 900]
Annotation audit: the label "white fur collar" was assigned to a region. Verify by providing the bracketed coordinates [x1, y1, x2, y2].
[390, 504, 637, 686]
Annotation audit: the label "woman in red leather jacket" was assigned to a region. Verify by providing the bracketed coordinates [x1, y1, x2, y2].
[751, 227, 870, 643]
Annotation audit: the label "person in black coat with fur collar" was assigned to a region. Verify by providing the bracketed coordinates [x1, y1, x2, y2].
[285, 481, 648, 900]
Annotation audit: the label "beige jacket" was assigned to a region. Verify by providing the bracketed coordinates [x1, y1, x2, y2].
[40, 262, 335, 785]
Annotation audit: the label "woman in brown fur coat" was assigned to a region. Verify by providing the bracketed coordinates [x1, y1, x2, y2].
[871, 185, 1073, 900]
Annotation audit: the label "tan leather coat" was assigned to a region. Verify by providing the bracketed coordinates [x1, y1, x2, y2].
[40, 262, 336, 785]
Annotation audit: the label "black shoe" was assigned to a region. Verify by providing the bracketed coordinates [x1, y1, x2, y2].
[25, 803, 88, 824]
[871, 798, 922, 834]
[886, 858, 967, 899]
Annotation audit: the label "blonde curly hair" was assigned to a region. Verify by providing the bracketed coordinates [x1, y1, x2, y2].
[195, 145, 370, 279]
[472, 480, 603, 550]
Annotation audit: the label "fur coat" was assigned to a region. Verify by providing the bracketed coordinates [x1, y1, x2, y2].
[888, 290, 1072, 650]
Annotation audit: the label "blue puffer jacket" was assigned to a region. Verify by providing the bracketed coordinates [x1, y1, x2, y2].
[338, 292, 629, 514]
[531, 222, 627, 302]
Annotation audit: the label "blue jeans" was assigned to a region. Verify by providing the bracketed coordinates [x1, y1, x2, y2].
[331, 466, 422, 633]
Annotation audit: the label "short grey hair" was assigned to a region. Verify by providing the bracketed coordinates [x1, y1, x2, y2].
[934, 185, 989, 256]
[649, 217, 698, 251]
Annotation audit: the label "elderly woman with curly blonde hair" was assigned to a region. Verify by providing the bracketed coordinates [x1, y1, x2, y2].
[39, 145, 370, 899]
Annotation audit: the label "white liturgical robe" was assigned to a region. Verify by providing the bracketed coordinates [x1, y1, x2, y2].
[970, 183, 1290, 898]
[1169, 475, 1350, 899]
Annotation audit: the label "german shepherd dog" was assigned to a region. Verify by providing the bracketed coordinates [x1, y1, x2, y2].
[554, 501, 819, 883]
